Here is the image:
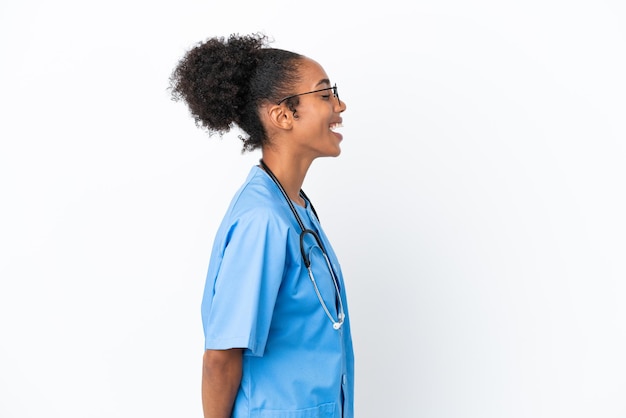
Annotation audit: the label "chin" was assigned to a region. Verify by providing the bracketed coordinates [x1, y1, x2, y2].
[315, 144, 341, 159]
[328, 147, 341, 158]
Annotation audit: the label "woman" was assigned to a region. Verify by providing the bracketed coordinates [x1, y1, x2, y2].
[170, 33, 354, 418]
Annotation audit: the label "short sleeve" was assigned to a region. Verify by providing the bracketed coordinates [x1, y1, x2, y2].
[202, 209, 288, 356]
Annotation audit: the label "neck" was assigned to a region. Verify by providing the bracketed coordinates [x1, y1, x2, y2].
[260, 152, 312, 207]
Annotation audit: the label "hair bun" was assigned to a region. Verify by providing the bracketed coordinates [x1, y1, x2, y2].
[170, 33, 269, 134]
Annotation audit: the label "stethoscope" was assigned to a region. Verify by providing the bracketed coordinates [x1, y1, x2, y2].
[259, 159, 345, 330]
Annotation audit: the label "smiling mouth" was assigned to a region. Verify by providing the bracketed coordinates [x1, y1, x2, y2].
[330, 122, 343, 131]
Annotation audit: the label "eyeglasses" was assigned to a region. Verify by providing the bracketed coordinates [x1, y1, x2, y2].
[277, 84, 339, 105]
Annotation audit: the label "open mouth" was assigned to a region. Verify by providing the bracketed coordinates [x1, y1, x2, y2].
[330, 122, 343, 131]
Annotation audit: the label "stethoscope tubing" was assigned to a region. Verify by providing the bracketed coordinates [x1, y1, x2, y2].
[259, 159, 345, 330]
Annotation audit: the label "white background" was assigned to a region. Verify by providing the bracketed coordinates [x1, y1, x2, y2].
[1, 1, 625, 417]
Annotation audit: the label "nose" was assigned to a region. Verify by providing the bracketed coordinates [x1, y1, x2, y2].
[335, 97, 347, 113]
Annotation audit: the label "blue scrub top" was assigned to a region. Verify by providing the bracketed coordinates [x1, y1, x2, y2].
[201, 166, 354, 418]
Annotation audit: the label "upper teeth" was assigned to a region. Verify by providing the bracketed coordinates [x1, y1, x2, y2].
[330, 123, 343, 130]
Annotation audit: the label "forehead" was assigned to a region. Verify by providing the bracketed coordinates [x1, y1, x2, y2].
[297, 57, 330, 87]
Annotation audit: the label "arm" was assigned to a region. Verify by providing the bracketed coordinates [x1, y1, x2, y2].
[201, 348, 243, 418]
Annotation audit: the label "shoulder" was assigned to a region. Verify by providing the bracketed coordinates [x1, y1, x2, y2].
[224, 166, 291, 231]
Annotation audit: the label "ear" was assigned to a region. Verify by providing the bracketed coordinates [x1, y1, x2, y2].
[265, 104, 294, 131]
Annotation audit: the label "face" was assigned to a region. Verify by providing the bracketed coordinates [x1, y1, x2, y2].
[285, 58, 347, 159]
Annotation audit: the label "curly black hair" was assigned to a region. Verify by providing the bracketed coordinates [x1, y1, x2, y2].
[169, 33, 304, 152]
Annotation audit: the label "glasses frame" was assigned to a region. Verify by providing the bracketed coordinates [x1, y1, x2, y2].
[276, 84, 339, 105]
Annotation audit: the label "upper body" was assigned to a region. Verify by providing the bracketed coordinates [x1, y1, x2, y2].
[202, 166, 353, 417]
[169, 33, 353, 417]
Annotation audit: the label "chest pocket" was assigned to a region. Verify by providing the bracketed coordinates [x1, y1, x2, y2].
[255, 402, 336, 418]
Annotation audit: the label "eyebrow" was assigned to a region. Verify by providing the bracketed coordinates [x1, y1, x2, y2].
[315, 78, 331, 87]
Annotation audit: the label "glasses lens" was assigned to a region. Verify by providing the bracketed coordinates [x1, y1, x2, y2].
[332, 84, 339, 102]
